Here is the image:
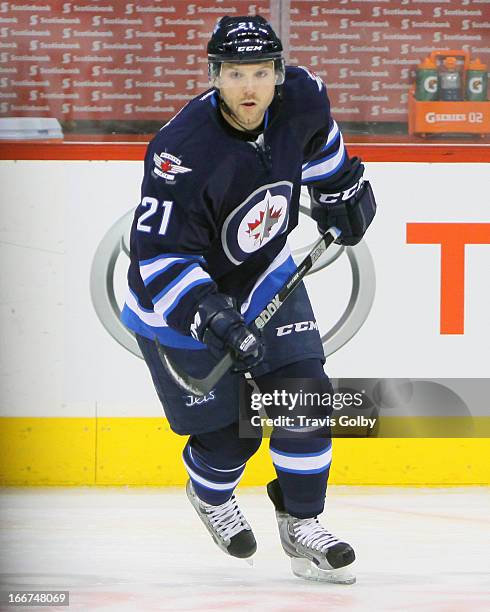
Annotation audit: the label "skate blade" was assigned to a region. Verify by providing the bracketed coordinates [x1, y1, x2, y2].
[291, 557, 356, 584]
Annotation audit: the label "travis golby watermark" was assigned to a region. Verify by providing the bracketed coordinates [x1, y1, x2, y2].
[251, 412, 377, 430]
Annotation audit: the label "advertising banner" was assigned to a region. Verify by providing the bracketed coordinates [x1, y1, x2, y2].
[1, 0, 489, 124]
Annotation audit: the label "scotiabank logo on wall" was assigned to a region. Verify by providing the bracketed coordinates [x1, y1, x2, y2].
[2, 1, 490, 123]
[407, 223, 490, 334]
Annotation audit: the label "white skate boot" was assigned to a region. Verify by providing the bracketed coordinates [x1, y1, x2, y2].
[267, 479, 356, 584]
[186, 480, 257, 559]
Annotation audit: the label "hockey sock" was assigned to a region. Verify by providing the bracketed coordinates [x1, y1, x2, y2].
[269, 436, 332, 518]
[182, 441, 247, 506]
[256, 358, 333, 518]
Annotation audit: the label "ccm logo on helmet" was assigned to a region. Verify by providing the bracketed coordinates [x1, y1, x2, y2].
[237, 45, 263, 51]
[276, 321, 318, 336]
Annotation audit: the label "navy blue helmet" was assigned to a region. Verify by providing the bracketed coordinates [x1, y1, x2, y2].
[207, 16, 285, 85]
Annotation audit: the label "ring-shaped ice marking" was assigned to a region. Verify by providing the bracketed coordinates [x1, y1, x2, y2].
[90, 196, 376, 359]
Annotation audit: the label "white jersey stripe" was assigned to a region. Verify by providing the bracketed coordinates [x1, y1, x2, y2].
[301, 121, 340, 171]
[301, 133, 345, 182]
[139, 256, 187, 283]
[124, 289, 167, 328]
[324, 120, 340, 149]
[153, 266, 211, 317]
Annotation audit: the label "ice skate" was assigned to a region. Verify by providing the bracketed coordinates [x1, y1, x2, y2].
[267, 479, 356, 584]
[186, 480, 257, 559]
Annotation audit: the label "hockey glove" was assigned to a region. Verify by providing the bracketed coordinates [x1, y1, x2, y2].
[309, 157, 377, 246]
[190, 293, 264, 372]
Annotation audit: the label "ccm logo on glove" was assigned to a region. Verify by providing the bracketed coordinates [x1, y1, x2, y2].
[315, 177, 364, 205]
[239, 334, 258, 352]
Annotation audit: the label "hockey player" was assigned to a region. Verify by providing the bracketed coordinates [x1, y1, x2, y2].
[121, 16, 376, 583]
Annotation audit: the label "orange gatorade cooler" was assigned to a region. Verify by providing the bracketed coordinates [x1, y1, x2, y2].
[408, 49, 490, 136]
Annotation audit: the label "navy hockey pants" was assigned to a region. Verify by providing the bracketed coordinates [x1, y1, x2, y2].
[136, 283, 332, 517]
[136, 282, 325, 435]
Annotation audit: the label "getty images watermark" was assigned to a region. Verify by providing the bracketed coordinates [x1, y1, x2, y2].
[239, 377, 378, 438]
[239, 378, 487, 439]
[248, 387, 375, 430]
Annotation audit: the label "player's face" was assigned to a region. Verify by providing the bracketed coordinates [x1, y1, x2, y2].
[218, 61, 276, 131]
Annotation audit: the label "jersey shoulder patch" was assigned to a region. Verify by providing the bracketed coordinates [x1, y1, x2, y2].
[151, 150, 193, 182]
[148, 99, 217, 187]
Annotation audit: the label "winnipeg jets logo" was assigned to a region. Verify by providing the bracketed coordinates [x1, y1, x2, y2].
[153, 152, 192, 181]
[238, 189, 288, 255]
[246, 191, 283, 246]
[221, 181, 292, 265]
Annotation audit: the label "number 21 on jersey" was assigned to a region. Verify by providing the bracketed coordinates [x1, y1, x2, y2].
[136, 197, 173, 235]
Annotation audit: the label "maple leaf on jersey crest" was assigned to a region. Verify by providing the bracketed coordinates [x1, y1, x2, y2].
[247, 202, 282, 245]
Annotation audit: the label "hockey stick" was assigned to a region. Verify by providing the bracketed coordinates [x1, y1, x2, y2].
[156, 226, 341, 396]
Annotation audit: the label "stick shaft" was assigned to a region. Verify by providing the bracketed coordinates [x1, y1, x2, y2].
[157, 227, 340, 396]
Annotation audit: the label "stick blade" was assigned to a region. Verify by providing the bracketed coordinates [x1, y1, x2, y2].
[156, 341, 233, 396]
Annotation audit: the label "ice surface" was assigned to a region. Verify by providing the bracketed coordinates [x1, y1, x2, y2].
[1, 486, 489, 611]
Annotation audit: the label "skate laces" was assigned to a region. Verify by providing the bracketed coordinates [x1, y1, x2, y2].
[204, 495, 250, 541]
[293, 518, 340, 553]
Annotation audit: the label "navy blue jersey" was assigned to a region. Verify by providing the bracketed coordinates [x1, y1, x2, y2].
[122, 65, 350, 349]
